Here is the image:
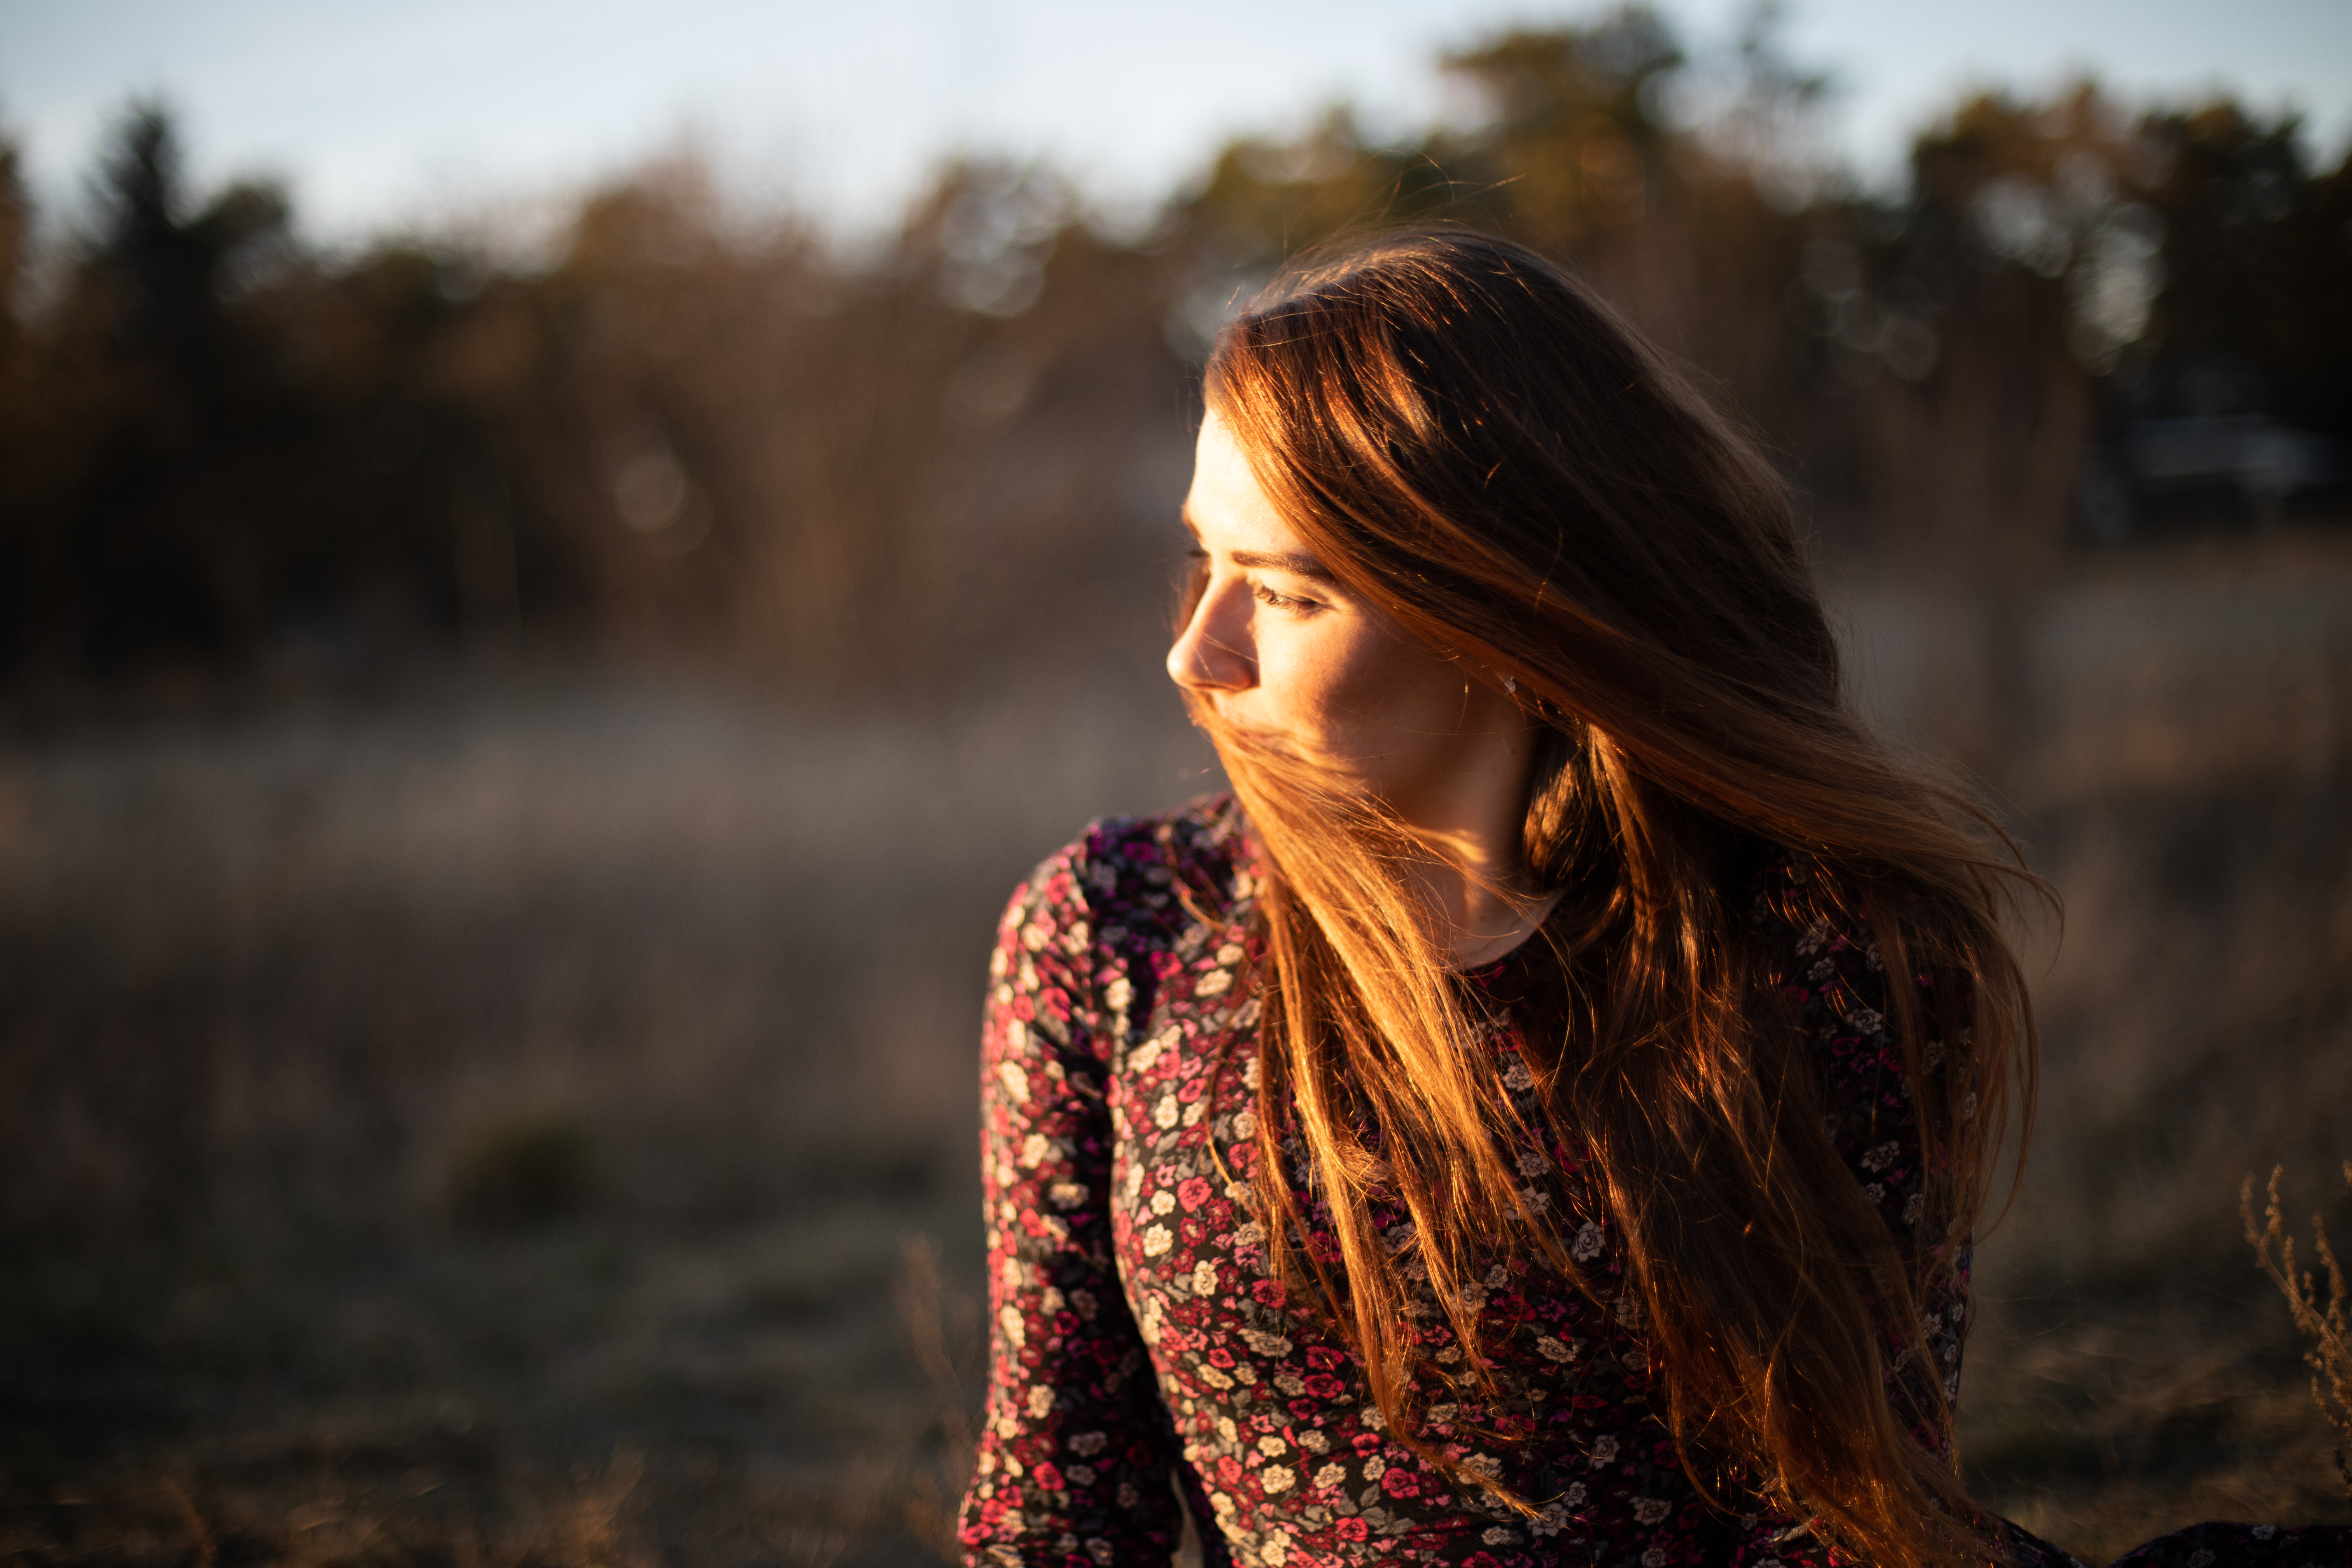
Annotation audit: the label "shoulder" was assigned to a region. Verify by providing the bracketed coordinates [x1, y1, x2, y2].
[1743, 855, 1915, 1116]
[1000, 794, 1251, 942]
[1744, 854, 1898, 1032]
[1745, 855, 1945, 1231]
[987, 796, 1250, 1070]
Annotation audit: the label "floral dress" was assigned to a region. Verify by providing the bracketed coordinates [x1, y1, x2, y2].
[957, 799, 2348, 1568]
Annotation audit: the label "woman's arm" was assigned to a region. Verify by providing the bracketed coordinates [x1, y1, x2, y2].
[959, 840, 1183, 1568]
[1767, 884, 1972, 1438]
[1720, 875, 1982, 1567]
[1787, 912, 1975, 1438]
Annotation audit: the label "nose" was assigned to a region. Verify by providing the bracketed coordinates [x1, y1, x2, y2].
[1167, 577, 1255, 693]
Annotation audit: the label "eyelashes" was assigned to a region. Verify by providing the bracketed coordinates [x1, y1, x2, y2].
[1252, 584, 1319, 613]
[1185, 545, 1324, 616]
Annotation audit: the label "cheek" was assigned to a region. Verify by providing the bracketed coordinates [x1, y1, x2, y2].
[1240, 637, 1337, 736]
[1267, 623, 1462, 739]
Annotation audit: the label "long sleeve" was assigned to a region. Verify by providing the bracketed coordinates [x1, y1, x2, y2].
[1727, 869, 1983, 1567]
[959, 842, 1183, 1568]
[1776, 899, 1972, 1444]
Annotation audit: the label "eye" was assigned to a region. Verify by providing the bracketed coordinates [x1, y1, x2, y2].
[1252, 582, 1319, 613]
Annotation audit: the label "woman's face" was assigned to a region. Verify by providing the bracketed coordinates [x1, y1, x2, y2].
[1169, 410, 1528, 829]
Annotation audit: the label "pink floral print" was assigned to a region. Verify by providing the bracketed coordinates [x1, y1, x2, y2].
[958, 799, 2328, 1568]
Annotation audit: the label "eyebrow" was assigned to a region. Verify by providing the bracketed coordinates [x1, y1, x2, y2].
[1230, 549, 1337, 581]
[1180, 506, 1337, 581]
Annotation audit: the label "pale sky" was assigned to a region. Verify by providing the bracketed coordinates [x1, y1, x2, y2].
[2, 0, 2346, 247]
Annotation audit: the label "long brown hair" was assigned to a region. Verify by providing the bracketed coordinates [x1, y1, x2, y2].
[1191, 230, 2041, 1567]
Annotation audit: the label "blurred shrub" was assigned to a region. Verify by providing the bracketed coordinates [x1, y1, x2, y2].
[448, 1110, 603, 1226]
[2246, 1164, 2352, 1495]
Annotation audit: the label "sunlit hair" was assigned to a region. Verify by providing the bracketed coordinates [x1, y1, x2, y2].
[1186, 229, 2044, 1568]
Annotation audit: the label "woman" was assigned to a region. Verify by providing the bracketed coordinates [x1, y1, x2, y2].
[957, 231, 2343, 1568]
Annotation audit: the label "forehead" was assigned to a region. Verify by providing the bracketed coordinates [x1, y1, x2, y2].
[1185, 410, 1309, 554]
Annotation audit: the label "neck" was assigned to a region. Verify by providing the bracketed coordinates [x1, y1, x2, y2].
[1389, 721, 1555, 966]
[1404, 830, 1561, 967]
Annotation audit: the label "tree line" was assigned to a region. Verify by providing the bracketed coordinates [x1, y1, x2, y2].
[1, 8, 2344, 705]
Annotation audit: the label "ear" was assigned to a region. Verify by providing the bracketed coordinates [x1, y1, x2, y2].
[1519, 724, 1586, 886]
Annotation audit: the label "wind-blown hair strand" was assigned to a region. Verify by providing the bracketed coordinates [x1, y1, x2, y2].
[1189, 229, 2044, 1568]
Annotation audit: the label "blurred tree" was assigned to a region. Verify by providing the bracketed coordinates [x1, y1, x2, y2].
[96, 105, 292, 419]
[0, 131, 34, 555]
[1438, 10, 1687, 250]
[1169, 9, 1849, 444]
[2129, 102, 2352, 442]
[23, 103, 306, 671]
[1825, 89, 2128, 761]
[0, 54, 2341, 712]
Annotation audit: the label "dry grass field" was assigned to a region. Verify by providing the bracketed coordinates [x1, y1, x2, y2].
[0, 651, 1217, 1568]
[2, 529, 2349, 1566]
[1939, 533, 2352, 1557]
[1837, 528, 2352, 1556]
